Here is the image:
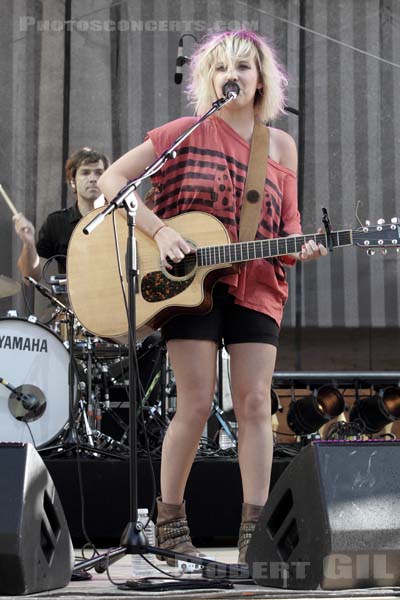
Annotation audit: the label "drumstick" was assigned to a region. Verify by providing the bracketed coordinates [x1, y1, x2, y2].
[0, 184, 18, 216]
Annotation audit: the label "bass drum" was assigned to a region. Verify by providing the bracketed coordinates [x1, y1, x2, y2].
[0, 317, 72, 448]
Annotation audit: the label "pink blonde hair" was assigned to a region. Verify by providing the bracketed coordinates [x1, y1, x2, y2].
[186, 30, 288, 121]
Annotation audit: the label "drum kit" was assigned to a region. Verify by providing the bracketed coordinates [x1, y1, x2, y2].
[0, 272, 170, 456]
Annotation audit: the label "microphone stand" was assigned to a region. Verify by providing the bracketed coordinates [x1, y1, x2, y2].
[73, 92, 249, 583]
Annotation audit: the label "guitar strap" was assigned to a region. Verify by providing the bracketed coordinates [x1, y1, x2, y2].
[239, 119, 270, 242]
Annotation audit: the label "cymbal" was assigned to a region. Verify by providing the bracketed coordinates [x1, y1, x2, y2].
[0, 275, 21, 299]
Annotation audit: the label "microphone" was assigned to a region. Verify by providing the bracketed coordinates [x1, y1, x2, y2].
[222, 80, 240, 100]
[0, 377, 39, 411]
[19, 393, 40, 411]
[26, 276, 55, 299]
[175, 37, 184, 84]
[26, 276, 72, 314]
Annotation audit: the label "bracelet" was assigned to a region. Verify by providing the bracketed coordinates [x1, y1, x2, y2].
[152, 224, 167, 239]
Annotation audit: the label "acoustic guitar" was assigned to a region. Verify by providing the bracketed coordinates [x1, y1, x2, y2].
[67, 208, 400, 342]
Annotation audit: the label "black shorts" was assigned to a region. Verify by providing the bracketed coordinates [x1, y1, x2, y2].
[161, 283, 279, 347]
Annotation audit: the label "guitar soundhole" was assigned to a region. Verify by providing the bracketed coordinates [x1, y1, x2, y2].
[166, 253, 197, 279]
[141, 251, 198, 303]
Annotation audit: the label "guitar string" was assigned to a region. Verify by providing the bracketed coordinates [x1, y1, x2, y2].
[169, 225, 397, 270]
[197, 232, 340, 265]
[196, 228, 397, 266]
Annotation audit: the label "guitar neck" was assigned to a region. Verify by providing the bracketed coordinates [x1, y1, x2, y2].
[197, 230, 353, 266]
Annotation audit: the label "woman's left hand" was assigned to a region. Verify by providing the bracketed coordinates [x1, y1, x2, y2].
[297, 228, 328, 262]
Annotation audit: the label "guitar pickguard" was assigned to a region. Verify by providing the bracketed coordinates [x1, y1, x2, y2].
[141, 271, 195, 303]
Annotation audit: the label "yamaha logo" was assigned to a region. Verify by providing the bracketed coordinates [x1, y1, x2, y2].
[0, 336, 48, 353]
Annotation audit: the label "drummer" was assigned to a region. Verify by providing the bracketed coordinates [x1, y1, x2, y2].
[14, 147, 109, 281]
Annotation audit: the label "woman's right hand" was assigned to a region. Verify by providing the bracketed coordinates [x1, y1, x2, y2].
[153, 225, 193, 269]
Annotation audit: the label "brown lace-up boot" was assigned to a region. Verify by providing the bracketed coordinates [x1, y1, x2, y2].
[238, 502, 264, 564]
[156, 497, 204, 566]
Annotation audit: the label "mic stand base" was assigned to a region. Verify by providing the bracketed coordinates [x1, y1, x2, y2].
[38, 442, 124, 460]
[73, 540, 250, 581]
[62, 427, 78, 448]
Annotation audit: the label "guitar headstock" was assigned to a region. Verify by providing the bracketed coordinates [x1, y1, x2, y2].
[353, 218, 400, 253]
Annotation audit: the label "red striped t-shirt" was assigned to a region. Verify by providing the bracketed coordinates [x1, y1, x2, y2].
[147, 115, 302, 326]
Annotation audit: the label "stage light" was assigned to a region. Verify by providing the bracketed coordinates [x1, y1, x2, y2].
[287, 385, 345, 435]
[349, 386, 400, 433]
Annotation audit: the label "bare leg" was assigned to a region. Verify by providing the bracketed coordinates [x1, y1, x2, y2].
[160, 339, 218, 504]
[228, 343, 277, 506]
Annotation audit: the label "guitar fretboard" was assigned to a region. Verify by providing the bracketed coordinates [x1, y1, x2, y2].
[197, 230, 353, 266]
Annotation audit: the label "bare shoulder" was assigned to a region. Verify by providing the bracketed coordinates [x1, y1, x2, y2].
[269, 127, 298, 173]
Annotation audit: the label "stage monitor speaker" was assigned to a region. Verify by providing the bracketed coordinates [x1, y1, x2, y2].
[246, 441, 400, 590]
[0, 443, 74, 595]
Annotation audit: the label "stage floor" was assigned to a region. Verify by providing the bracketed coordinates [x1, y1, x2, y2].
[0, 548, 400, 600]
[2, 547, 400, 600]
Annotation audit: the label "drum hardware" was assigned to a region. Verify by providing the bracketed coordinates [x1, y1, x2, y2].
[73, 337, 126, 361]
[126, 341, 171, 450]
[85, 335, 95, 431]
[91, 430, 128, 454]
[99, 349, 170, 452]
[49, 274, 67, 295]
[164, 362, 177, 419]
[158, 340, 168, 426]
[101, 403, 130, 446]
[201, 349, 238, 450]
[211, 373, 238, 450]
[77, 396, 95, 449]
[75, 336, 114, 439]
[42, 289, 170, 456]
[45, 285, 123, 452]
[100, 364, 110, 409]
[212, 401, 238, 449]
[50, 311, 91, 347]
[68, 331, 136, 455]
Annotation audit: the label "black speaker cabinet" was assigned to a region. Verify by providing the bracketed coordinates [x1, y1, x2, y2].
[247, 441, 400, 590]
[0, 443, 74, 595]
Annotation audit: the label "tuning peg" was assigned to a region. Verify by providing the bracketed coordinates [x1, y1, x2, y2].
[391, 217, 400, 224]
[377, 218, 386, 225]
[366, 249, 375, 256]
[381, 248, 388, 256]
[365, 220, 371, 227]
